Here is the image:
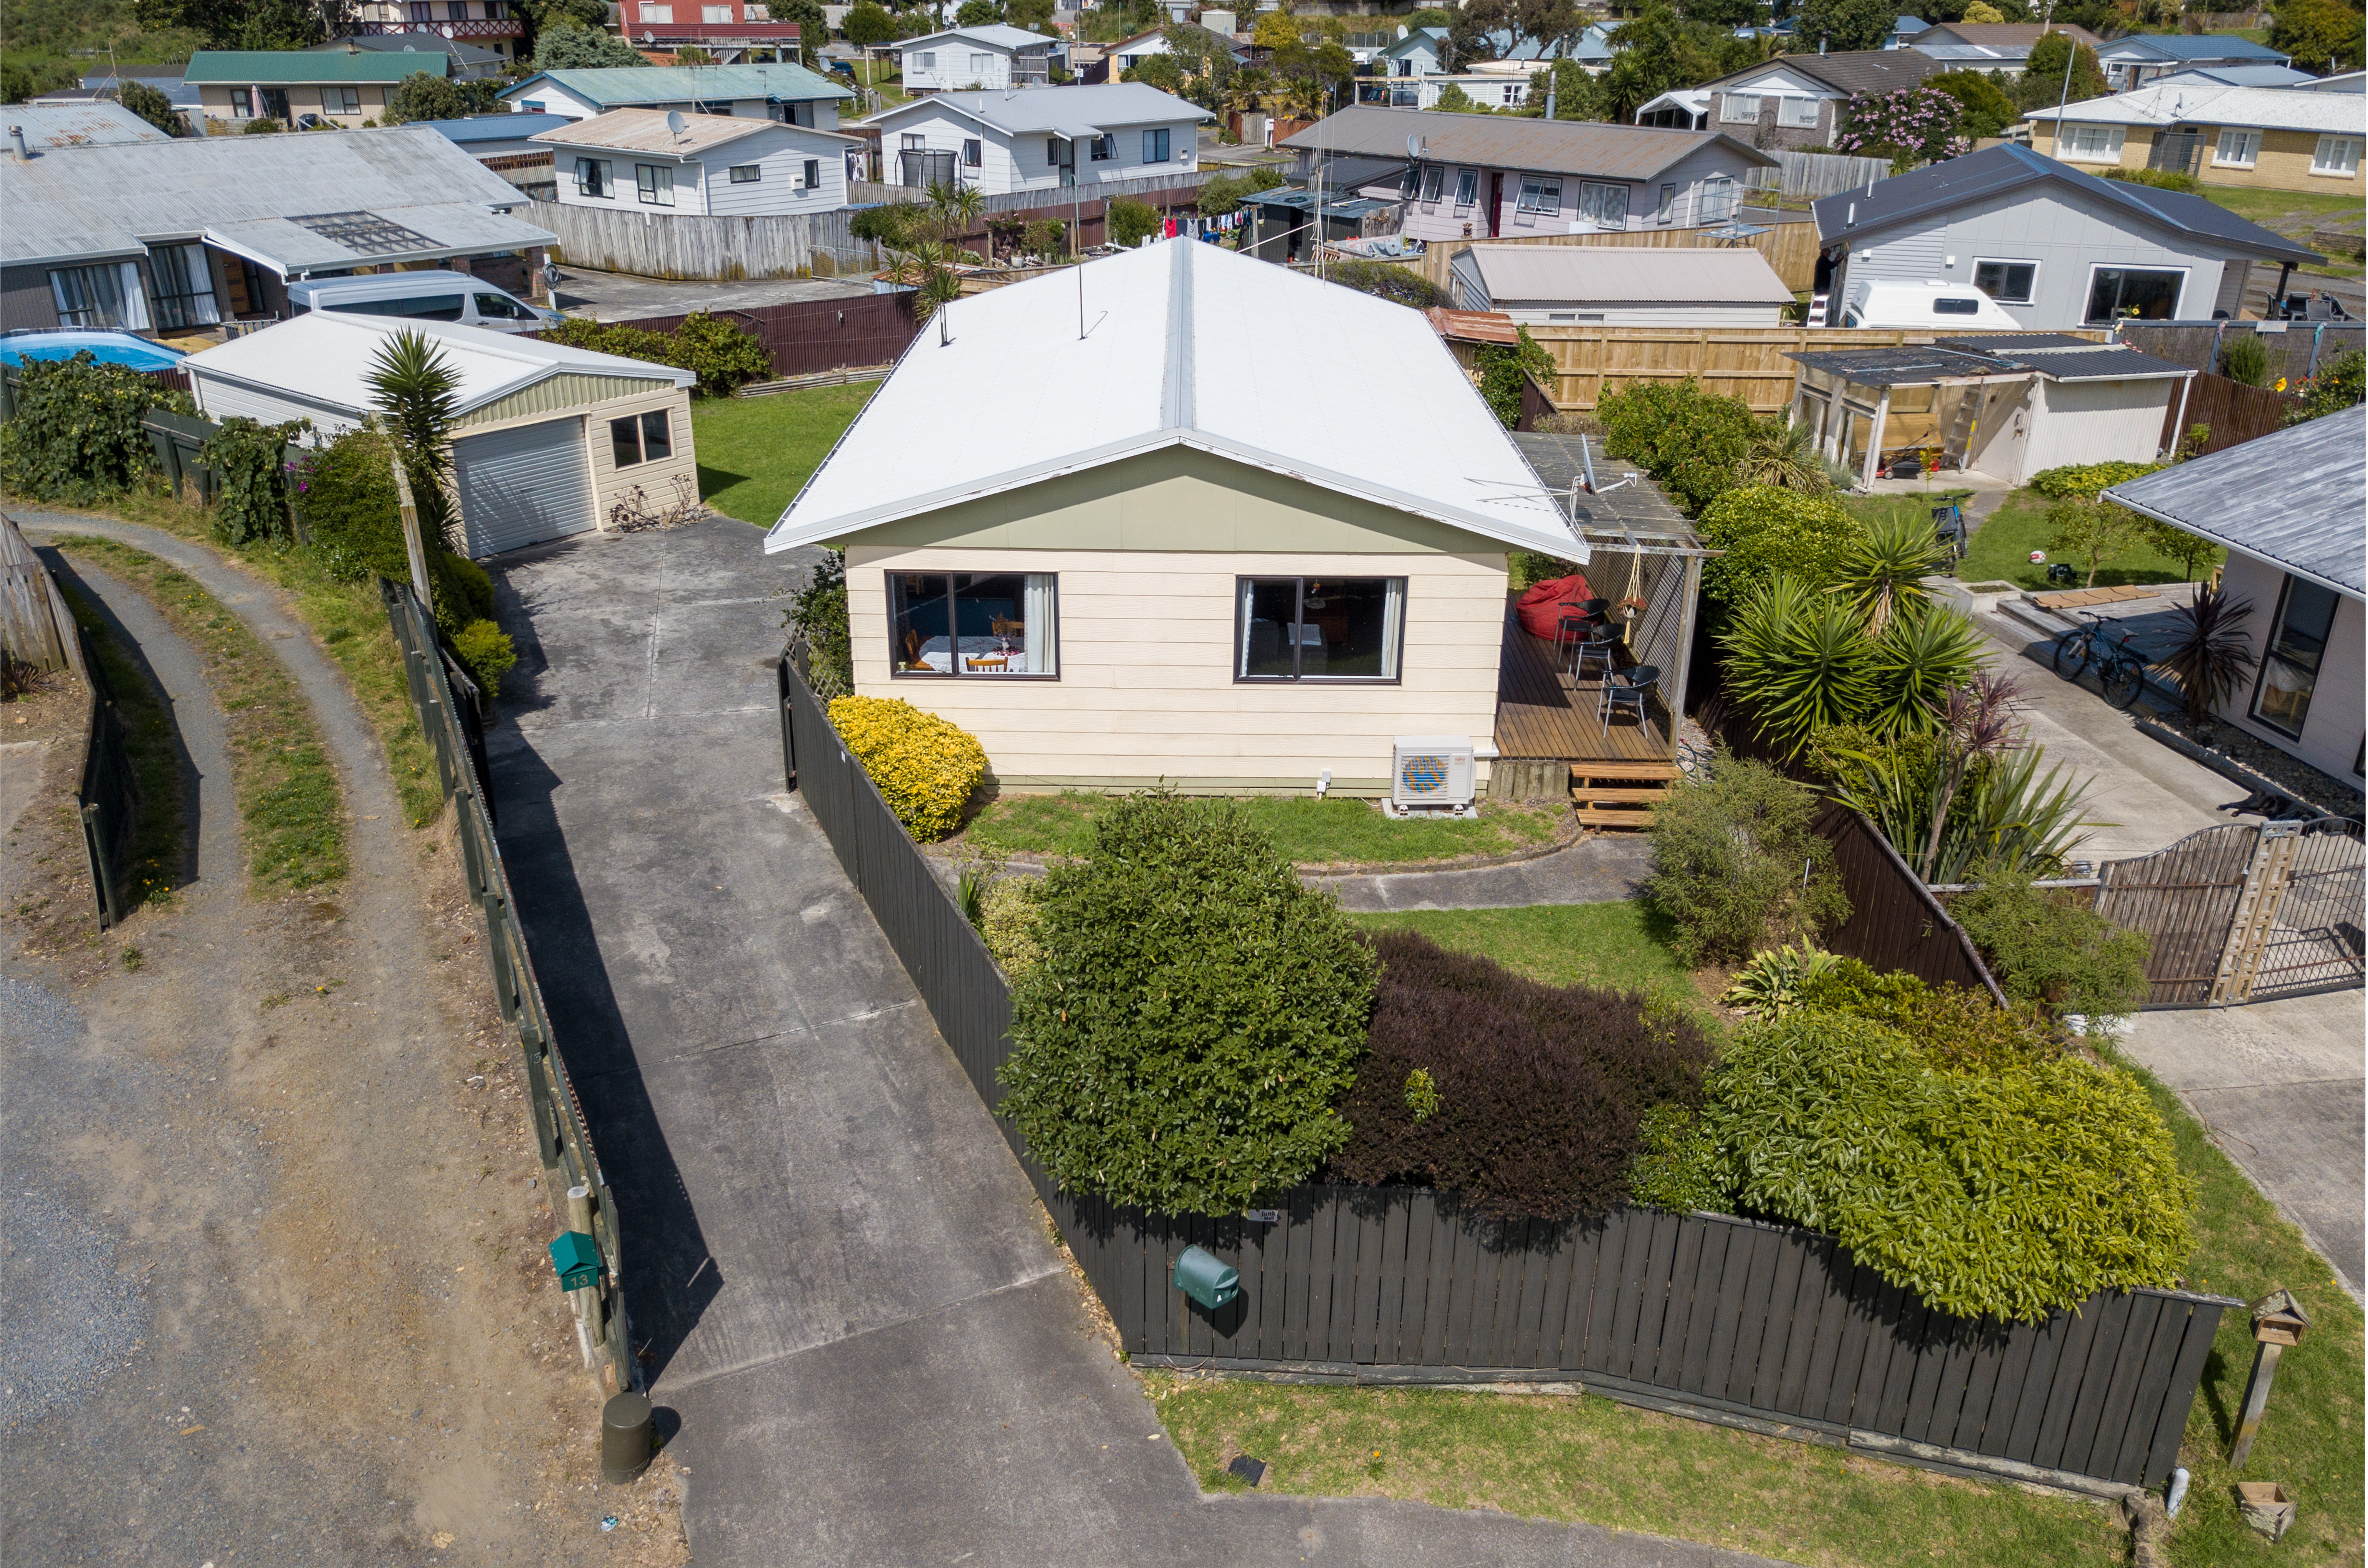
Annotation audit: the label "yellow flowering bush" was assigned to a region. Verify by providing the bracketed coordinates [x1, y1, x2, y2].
[828, 695, 987, 841]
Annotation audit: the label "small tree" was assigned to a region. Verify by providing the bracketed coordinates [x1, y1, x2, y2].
[954, 0, 999, 22]
[0, 353, 175, 502]
[1643, 751, 1850, 966]
[843, 0, 899, 53]
[2153, 584, 2256, 721]
[364, 329, 463, 578]
[1105, 195, 1160, 247]
[2221, 331, 2271, 388]
[2141, 518, 2220, 582]
[1835, 86, 1972, 170]
[1474, 324, 1554, 427]
[117, 79, 185, 136]
[2045, 496, 2143, 588]
[383, 70, 468, 124]
[1120, 52, 1188, 94]
[1695, 482, 1860, 602]
[534, 21, 656, 68]
[1432, 81, 1492, 114]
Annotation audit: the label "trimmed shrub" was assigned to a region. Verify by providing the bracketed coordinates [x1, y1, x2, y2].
[1696, 483, 1860, 603]
[1627, 1104, 1728, 1214]
[1332, 931, 1716, 1222]
[1644, 752, 1849, 967]
[2029, 460, 2163, 500]
[976, 875, 1045, 978]
[540, 312, 771, 397]
[997, 794, 1379, 1216]
[827, 694, 987, 841]
[0, 352, 177, 502]
[1598, 380, 1761, 516]
[442, 553, 496, 623]
[1950, 873, 2149, 1020]
[451, 618, 518, 702]
[1705, 1010, 2195, 1321]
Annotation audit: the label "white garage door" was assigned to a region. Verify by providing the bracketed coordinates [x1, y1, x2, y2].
[452, 416, 594, 558]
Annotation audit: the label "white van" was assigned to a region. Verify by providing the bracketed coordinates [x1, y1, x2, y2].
[1836, 281, 2022, 331]
[285, 270, 562, 334]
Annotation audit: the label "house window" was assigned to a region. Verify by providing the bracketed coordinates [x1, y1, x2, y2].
[447, 0, 469, 18]
[638, 0, 671, 15]
[2059, 122, 2124, 162]
[1656, 182, 1675, 223]
[729, 163, 761, 182]
[2214, 127, 2261, 168]
[1720, 92, 1760, 122]
[636, 163, 675, 205]
[962, 137, 982, 166]
[1576, 180, 1629, 229]
[1699, 174, 1736, 222]
[917, 50, 936, 68]
[1973, 258, 2037, 304]
[148, 243, 221, 331]
[1515, 175, 1561, 215]
[258, 87, 290, 121]
[1418, 165, 1443, 202]
[1089, 133, 1114, 160]
[802, 158, 820, 188]
[2249, 574, 2341, 738]
[324, 86, 361, 114]
[1235, 577, 1405, 682]
[1777, 95, 1820, 127]
[1451, 168, 1476, 208]
[407, 0, 431, 16]
[1048, 136, 1064, 164]
[609, 409, 674, 468]
[2085, 265, 2184, 322]
[703, 3, 734, 19]
[888, 572, 1060, 677]
[576, 157, 613, 196]
[2312, 133, 2362, 176]
[48, 262, 149, 331]
[745, 2, 769, 16]
[1142, 127, 1170, 162]
[970, 51, 990, 74]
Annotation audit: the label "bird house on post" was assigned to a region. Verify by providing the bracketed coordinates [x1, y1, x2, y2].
[2230, 1287, 2309, 1468]
[549, 1231, 602, 1293]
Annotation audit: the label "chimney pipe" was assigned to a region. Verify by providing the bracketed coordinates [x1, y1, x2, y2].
[9, 125, 31, 161]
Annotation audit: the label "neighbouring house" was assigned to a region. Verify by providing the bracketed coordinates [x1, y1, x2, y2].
[1447, 245, 1795, 325]
[1905, 21, 2105, 78]
[2024, 83, 2367, 195]
[0, 126, 559, 335]
[1374, 25, 1449, 77]
[2294, 69, 2368, 92]
[2149, 64, 2323, 90]
[1785, 332, 2195, 487]
[1240, 187, 1396, 263]
[2, 103, 172, 151]
[183, 48, 452, 126]
[1812, 143, 2322, 331]
[1882, 14, 1928, 49]
[762, 237, 1711, 809]
[2093, 33, 2294, 92]
[500, 62, 852, 127]
[338, 1, 526, 64]
[416, 111, 576, 199]
[182, 312, 698, 557]
[1282, 107, 1776, 243]
[614, 0, 804, 65]
[1633, 89, 1714, 131]
[896, 25, 1062, 94]
[534, 107, 855, 213]
[309, 32, 516, 78]
[1679, 50, 1948, 151]
[2105, 408, 2365, 787]
[857, 84, 1208, 195]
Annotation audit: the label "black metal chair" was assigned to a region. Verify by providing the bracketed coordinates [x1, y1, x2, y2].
[1572, 623, 1620, 681]
[1601, 664, 1659, 728]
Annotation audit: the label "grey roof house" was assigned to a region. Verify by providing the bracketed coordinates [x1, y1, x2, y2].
[2106, 408, 2365, 784]
[1448, 245, 1794, 326]
[2092, 32, 2295, 92]
[1906, 22, 2105, 76]
[1669, 50, 1948, 150]
[1811, 143, 2320, 331]
[4, 103, 173, 151]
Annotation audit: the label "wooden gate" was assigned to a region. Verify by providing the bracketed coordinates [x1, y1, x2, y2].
[2096, 821, 2366, 1008]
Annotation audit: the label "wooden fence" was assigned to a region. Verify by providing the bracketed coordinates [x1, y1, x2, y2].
[2118, 320, 2363, 388]
[776, 647, 2232, 1494]
[2158, 369, 2303, 458]
[1417, 219, 1826, 295]
[2097, 819, 2365, 1008]
[596, 292, 917, 380]
[1757, 149, 1892, 201]
[1812, 802, 2008, 1000]
[533, 198, 879, 282]
[0, 510, 81, 674]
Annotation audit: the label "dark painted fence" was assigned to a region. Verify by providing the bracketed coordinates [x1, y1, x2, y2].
[74, 623, 139, 930]
[597, 293, 918, 381]
[777, 649, 2231, 1492]
[1812, 801, 2007, 1001]
[2118, 320, 2362, 388]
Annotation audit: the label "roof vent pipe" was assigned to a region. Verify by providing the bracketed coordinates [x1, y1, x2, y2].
[9, 125, 29, 161]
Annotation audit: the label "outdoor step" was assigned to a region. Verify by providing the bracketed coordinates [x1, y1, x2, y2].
[1574, 805, 1658, 827]
[1566, 761, 1682, 782]
[1569, 786, 1672, 804]
[1997, 595, 2077, 643]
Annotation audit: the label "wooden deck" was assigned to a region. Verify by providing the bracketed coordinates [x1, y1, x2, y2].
[1493, 600, 1679, 823]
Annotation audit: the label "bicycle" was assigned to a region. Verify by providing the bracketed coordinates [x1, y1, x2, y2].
[2052, 611, 2148, 710]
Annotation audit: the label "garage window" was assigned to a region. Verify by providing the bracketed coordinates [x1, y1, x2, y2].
[610, 409, 673, 467]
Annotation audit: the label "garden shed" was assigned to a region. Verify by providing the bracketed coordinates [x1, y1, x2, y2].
[181, 313, 697, 556]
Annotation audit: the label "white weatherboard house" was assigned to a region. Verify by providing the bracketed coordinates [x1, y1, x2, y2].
[896, 25, 1061, 93]
[763, 239, 1586, 796]
[500, 62, 852, 128]
[1448, 245, 1793, 326]
[533, 109, 855, 214]
[860, 84, 1208, 195]
[183, 313, 697, 557]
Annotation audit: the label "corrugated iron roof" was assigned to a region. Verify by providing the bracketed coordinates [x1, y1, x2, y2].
[4, 102, 171, 150]
[1710, 49, 1945, 96]
[2104, 406, 2364, 598]
[858, 83, 1210, 135]
[184, 49, 448, 83]
[1280, 105, 1775, 181]
[503, 61, 852, 106]
[1458, 244, 1795, 306]
[1788, 337, 2195, 384]
[1425, 307, 1522, 344]
[531, 106, 858, 154]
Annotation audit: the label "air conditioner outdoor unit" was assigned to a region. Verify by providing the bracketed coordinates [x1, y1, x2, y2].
[1386, 736, 1476, 818]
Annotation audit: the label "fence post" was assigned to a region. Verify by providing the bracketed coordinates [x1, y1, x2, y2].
[2209, 826, 2299, 1005]
[777, 653, 797, 792]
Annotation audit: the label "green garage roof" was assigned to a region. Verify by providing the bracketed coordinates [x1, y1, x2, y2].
[184, 49, 451, 84]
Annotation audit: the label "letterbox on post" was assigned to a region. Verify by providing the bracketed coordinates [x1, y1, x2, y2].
[1173, 1245, 1240, 1311]
[549, 1230, 602, 1293]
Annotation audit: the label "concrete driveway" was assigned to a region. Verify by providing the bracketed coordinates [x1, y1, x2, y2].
[484, 518, 1790, 1568]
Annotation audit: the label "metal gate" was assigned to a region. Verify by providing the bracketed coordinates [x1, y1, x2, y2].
[2097, 820, 2365, 1008]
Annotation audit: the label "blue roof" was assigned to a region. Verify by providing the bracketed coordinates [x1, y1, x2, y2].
[2110, 33, 2291, 60]
[1893, 16, 1927, 30]
[416, 113, 574, 143]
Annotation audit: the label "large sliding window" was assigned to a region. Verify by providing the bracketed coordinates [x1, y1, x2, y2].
[2085, 266, 2184, 322]
[1235, 576, 1404, 682]
[2249, 574, 2341, 739]
[888, 572, 1058, 677]
[49, 261, 149, 330]
[148, 243, 221, 330]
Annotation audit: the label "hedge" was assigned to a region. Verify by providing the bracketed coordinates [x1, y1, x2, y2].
[827, 694, 987, 841]
[2029, 460, 2163, 500]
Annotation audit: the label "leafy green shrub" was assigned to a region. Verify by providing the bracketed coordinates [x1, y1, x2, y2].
[1720, 943, 1843, 1019]
[295, 427, 488, 631]
[976, 875, 1045, 977]
[0, 353, 176, 502]
[1628, 1104, 1729, 1214]
[1719, 577, 1982, 756]
[1644, 752, 1849, 967]
[450, 618, 517, 701]
[2102, 166, 2201, 194]
[1705, 1010, 2194, 1321]
[1323, 258, 1448, 310]
[1950, 873, 2149, 1020]
[2286, 348, 2366, 425]
[442, 553, 496, 623]
[2221, 331, 2272, 389]
[1331, 930, 1715, 1222]
[997, 794, 1379, 1216]
[2029, 460, 2163, 500]
[827, 694, 987, 841]
[1598, 379, 1761, 516]
[1475, 324, 1555, 428]
[1696, 484, 1859, 603]
[1798, 958, 2065, 1073]
[541, 312, 772, 396]
[201, 415, 309, 546]
[1813, 722, 2093, 884]
[781, 547, 852, 699]
[1106, 196, 1160, 248]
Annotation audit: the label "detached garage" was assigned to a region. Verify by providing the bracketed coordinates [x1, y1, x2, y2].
[182, 312, 697, 556]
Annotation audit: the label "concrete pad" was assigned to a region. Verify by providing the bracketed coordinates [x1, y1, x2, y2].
[1313, 834, 1655, 913]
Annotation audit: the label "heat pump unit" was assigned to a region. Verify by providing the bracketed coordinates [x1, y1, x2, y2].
[1386, 736, 1476, 818]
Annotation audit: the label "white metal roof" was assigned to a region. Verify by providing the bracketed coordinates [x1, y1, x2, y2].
[1459, 244, 1795, 306]
[182, 311, 692, 417]
[530, 107, 860, 156]
[858, 83, 1212, 139]
[2026, 81, 2368, 134]
[765, 239, 1584, 559]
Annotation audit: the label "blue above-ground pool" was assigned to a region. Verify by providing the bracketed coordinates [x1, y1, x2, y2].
[0, 330, 189, 372]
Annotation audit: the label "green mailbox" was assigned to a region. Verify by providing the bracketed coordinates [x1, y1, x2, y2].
[1173, 1245, 1240, 1311]
[549, 1231, 602, 1292]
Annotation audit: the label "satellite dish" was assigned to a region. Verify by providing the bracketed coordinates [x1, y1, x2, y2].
[666, 109, 689, 137]
[1406, 134, 1424, 159]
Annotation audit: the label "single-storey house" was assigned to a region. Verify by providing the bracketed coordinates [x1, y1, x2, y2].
[0, 125, 558, 335]
[760, 237, 1598, 797]
[183, 47, 452, 126]
[2024, 83, 2367, 196]
[857, 84, 1208, 195]
[2, 102, 171, 150]
[2150, 64, 2323, 90]
[2093, 33, 2294, 93]
[896, 25, 1061, 94]
[310, 32, 516, 80]
[1375, 26, 1449, 77]
[182, 312, 699, 557]
[1812, 143, 2322, 331]
[500, 62, 852, 128]
[1905, 22, 2104, 78]
[1281, 107, 1776, 243]
[1448, 244, 1795, 325]
[2105, 408, 2365, 786]
[534, 108, 855, 213]
[1785, 333, 2194, 488]
[1677, 49, 1947, 151]
[615, 0, 804, 66]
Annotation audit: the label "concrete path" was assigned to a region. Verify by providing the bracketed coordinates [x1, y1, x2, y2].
[1311, 834, 1653, 912]
[484, 518, 1793, 1568]
[2123, 989, 2367, 1304]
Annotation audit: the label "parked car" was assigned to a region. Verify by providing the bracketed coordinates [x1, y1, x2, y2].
[285, 270, 561, 333]
[1834, 280, 2023, 330]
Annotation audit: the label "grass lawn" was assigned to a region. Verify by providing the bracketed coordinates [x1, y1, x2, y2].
[1836, 489, 2220, 595]
[691, 381, 878, 528]
[2199, 186, 2365, 275]
[958, 791, 1565, 868]
[1346, 901, 1712, 1023]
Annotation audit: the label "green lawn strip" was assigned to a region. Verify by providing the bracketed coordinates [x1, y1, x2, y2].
[1144, 1374, 2126, 1568]
[959, 791, 1563, 867]
[1948, 490, 2213, 594]
[58, 538, 346, 895]
[2105, 1048, 2365, 1568]
[53, 578, 186, 912]
[1346, 902, 1714, 1025]
[691, 381, 878, 527]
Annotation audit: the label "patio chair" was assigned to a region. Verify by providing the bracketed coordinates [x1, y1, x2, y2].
[1601, 664, 1659, 729]
[1571, 623, 1620, 682]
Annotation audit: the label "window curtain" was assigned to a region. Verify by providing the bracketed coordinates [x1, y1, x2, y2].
[149, 243, 221, 330]
[1237, 578, 1259, 677]
[49, 262, 149, 331]
[1379, 580, 1404, 679]
[1023, 573, 1056, 674]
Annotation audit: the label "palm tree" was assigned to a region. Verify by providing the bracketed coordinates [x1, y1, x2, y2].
[1837, 508, 1952, 637]
[365, 328, 461, 539]
[1735, 416, 1829, 494]
[1921, 672, 2022, 882]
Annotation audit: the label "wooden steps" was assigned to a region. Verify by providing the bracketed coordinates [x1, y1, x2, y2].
[1570, 760, 1679, 828]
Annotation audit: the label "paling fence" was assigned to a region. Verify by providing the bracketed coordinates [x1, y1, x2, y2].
[1751, 149, 1893, 201]
[533, 198, 879, 282]
[2097, 818, 2366, 1008]
[384, 579, 635, 1391]
[2117, 321, 2363, 389]
[776, 646, 2232, 1493]
[1415, 222, 1826, 295]
[2156, 370, 2299, 457]
[592, 293, 919, 381]
[1812, 802, 2008, 1000]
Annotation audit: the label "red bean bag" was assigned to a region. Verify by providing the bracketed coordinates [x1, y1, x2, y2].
[1516, 573, 1594, 641]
